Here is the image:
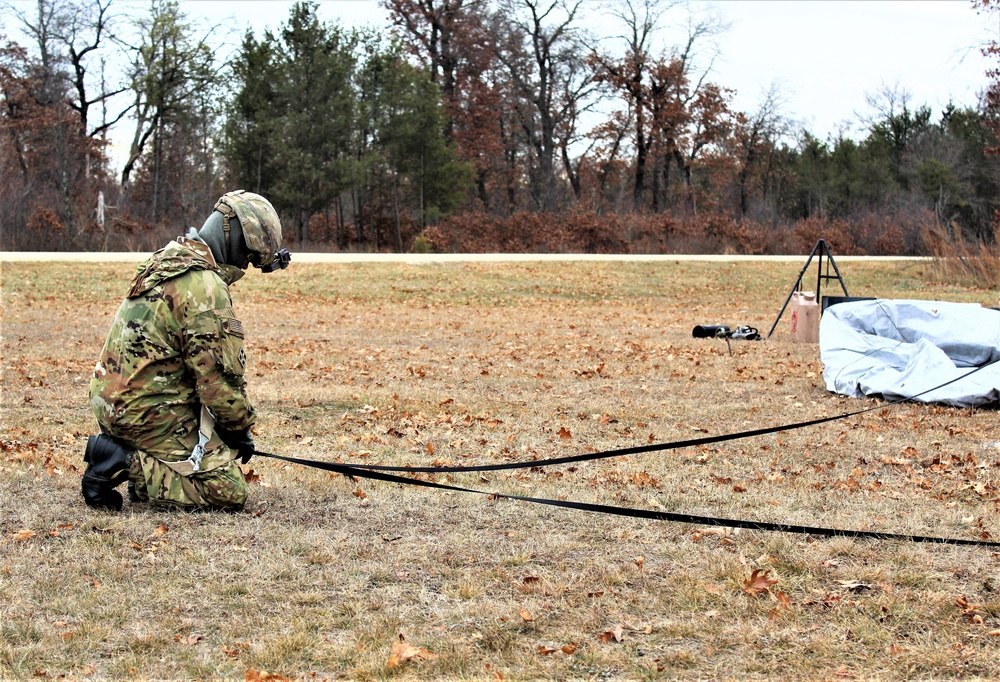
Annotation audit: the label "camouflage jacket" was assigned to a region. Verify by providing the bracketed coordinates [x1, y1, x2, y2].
[89, 237, 255, 459]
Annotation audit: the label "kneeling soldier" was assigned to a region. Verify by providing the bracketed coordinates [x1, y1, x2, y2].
[84, 191, 289, 510]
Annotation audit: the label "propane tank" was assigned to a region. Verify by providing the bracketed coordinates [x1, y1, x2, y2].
[790, 291, 820, 343]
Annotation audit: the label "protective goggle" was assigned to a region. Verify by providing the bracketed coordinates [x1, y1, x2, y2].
[258, 249, 291, 272]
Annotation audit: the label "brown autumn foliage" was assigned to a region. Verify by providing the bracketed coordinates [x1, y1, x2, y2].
[428, 210, 629, 253]
[0, 39, 111, 251]
[384, 0, 505, 207]
[423, 209, 935, 255]
[3, 2, 994, 256]
[923, 226, 1000, 289]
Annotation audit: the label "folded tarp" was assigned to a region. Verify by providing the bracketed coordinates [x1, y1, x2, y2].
[820, 299, 1000, 407]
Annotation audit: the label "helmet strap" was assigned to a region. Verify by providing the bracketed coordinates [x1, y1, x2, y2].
[213, 196, 236, 247]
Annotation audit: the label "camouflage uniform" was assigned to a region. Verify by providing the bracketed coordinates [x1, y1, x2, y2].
[89, 237, 254, 509]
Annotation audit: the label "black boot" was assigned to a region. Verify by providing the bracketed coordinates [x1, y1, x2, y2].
[127, 480, 148, 503]
[82, 434, 135, 511]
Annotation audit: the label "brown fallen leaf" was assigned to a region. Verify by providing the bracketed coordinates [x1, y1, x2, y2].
[152, 524, 168, 537]
[244, 469, 261, 484]
[557, 427, 572, 440]
[387, 634, 435, 669]
[560, 642, 578, 654]
[956, 595, 981, 617]
[956, 595, 977, 613]
[537, 645, 558, 655]
[352, 488, 367, 499]
[597, 625, 624, 643]
[245, 669, 293, 682]
[519, 609, 534, 622]
[634, 556, 645, 570]
[742, 569, 778, 596]
[701, 527, 729, 538]
[956, 595, 986, 625]
[10, 529, 36, 541]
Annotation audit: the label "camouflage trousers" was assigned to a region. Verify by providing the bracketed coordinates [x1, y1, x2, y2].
[128, 447, 248, 510]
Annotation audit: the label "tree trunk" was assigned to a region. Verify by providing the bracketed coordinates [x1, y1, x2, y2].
[561, 140, 581, 200]
[393, 179, 403, 252]
[634, 122, 647, 210]
[336, 195, 345, 249]
[476, 167, 490, 210]
[650, 155, 661, 213]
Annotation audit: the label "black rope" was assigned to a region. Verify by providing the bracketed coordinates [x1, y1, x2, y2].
[248, 364, 997, 548]
[252, 451, 1000, 548]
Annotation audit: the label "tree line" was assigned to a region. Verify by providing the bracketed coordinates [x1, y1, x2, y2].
[3, 0, 999, 254]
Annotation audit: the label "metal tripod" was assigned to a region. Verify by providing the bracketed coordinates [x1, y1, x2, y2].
[766, 239, 849, 339]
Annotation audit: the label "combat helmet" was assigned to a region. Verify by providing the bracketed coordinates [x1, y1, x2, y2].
[213, 190, 282, 268]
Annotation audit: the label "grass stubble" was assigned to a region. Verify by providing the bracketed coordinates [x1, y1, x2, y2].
[1, 258, 999, 680]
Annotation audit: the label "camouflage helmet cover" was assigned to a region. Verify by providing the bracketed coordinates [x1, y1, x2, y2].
[213, 190, 282, 267]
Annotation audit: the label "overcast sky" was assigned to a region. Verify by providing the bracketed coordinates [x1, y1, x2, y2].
[710, 1, 994, 138]
[5, 0, 996, 148]
[163, 0, 994, 141]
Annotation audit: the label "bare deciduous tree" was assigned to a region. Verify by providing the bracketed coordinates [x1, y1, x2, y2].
[493, 0, 594, 209]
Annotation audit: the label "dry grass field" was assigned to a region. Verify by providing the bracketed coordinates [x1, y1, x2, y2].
[2, 257, 1000, 681]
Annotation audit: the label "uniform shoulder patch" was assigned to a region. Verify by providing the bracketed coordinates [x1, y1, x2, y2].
[223, 318, 244, 337]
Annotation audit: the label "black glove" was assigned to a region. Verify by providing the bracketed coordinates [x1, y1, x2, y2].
[217, 426, 255, 465]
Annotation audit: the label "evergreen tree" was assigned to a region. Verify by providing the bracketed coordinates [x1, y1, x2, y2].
[222, 30, 281, 197]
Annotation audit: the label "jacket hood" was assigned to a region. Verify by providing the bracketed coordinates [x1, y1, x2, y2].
[127, 237, 243, 297]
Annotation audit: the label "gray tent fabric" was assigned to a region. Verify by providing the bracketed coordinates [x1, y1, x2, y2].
[819, 299, 1000, 407]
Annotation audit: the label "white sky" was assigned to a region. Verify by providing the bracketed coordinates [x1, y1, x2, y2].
[172, 0, 995, 140]
[4, 0, 997, 154]
[709, 0, 995, 139]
